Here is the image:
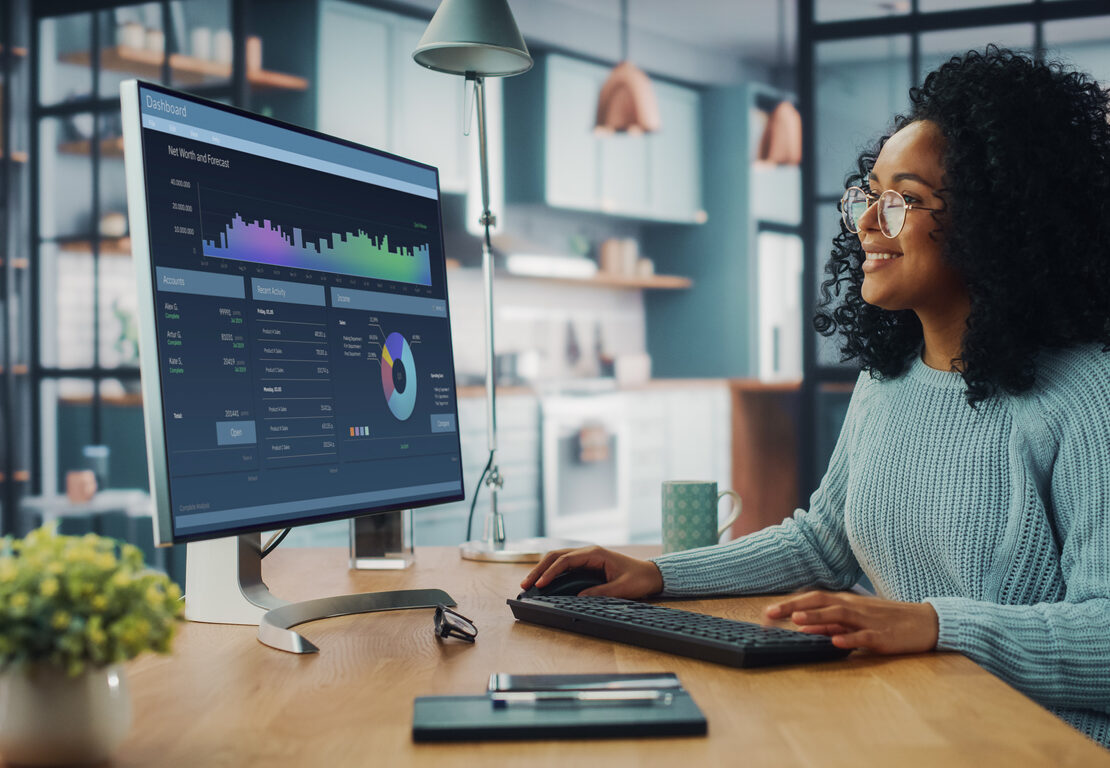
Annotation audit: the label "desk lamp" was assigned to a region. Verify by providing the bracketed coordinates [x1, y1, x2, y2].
[414, 0, 578, 562]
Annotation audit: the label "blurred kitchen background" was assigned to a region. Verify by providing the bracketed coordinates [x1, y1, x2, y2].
[1, 0, 1108, 580]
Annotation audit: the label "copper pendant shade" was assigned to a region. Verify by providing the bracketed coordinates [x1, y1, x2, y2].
[595, 60, 661, 134]
[757, 100, 802, 165]
[756, 0, 802, 165]
[594, 0, 660, 134]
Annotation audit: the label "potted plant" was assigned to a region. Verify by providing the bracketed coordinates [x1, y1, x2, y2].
[0, 524, 183, 766]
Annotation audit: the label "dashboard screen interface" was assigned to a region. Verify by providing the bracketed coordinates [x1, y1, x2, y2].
[134, 84, 463, 541]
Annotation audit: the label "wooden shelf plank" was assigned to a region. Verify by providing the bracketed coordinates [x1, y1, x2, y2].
[60, 45, 308, 91]
[729, 378, 802, 393]
[58, 237, 131, 256]
[445, 261, 691, 290]
[57, 136, 125, 157]
[502, 271, 692, 290]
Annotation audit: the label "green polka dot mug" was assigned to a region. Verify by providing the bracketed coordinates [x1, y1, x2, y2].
[661, 481, 742, 554]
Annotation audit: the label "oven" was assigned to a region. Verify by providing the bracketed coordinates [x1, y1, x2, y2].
[541, 392, 629, 545]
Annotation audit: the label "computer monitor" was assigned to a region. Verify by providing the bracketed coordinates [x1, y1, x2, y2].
[120, 81, 464, 652]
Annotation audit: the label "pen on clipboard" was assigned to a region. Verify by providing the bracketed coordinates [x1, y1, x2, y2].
[489, 690, 675, 708]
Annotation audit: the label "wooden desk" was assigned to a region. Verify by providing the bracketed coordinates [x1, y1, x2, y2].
[116, 547, 1109, 767]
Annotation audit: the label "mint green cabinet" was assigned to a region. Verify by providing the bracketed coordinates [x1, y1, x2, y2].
[648, 82, 703, 222]
[316, 1, 470, 193]
[507, 53, 704, 223]
[544, 55, 603, 210]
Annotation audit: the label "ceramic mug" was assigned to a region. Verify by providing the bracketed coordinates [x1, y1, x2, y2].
[661, 480, 742, 554]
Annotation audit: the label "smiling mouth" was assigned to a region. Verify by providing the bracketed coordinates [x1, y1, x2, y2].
[865, 252, 903, 261]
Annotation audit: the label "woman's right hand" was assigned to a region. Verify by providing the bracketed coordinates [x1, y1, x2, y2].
[520, 546, 664, 599]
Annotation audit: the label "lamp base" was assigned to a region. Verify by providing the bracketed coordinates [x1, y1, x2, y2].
[459, 537, 586, 563]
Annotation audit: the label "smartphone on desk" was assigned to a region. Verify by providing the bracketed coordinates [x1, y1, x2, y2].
[488, 673, 682, 692]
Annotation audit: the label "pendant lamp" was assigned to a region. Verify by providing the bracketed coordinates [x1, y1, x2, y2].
[757, 0, 802, 165]
[595, 0, 660, 134]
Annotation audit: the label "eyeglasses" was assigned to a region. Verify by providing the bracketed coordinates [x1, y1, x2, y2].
[434, 604, 477, 643]
[840, 186, 943, 238]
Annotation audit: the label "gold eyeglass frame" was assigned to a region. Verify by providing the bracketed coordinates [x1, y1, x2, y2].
[840, 186, 943, 238]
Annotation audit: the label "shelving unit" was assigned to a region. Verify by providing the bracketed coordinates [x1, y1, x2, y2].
[25, 0, 314, 525]
[61, 42, 307, 90]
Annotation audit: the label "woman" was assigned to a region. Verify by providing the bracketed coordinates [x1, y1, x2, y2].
[522, 47, 1110, 746]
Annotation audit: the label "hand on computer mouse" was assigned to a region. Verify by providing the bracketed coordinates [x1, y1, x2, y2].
[520, 546, 664, 599]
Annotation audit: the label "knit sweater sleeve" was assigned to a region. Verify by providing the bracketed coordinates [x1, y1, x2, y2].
[925, 361, 1110, 711]
[650, 374, 868, 596]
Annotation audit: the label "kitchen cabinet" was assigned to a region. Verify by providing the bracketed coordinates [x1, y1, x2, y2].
[649, 82, 703, 221]
[505, 53, 705, 223]
[316, 1, 471, 193]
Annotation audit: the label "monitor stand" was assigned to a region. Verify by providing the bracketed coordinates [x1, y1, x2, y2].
[184, 534, 455, 654]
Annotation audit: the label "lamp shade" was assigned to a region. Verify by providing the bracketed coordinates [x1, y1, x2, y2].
[757, 101, 802, 165]
[595, 60, 661, 134]
[413, 0, 532, 77]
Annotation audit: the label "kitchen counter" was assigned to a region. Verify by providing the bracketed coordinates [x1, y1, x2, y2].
[456, 377, 798, 398]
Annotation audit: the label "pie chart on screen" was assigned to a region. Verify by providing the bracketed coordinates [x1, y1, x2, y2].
[381, 332, 417, 421]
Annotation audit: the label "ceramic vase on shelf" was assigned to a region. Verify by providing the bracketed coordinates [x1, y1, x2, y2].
[0, 663, 132, 766]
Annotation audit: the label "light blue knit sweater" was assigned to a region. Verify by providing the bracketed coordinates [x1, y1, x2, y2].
[653, 344, 1110, 746]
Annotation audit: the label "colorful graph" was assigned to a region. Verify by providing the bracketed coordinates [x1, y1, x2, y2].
[201, 212, 432, 286]
[381, 332, 417, 421]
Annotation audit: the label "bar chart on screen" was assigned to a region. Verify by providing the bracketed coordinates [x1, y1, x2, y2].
[197, 186, 433, 285]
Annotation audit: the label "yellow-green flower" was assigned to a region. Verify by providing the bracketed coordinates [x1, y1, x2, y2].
[39, 577, 59, 598]
[1, 525, 183, 675]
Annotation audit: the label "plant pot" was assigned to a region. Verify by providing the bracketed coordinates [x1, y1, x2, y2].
[0, 663, 132, 766]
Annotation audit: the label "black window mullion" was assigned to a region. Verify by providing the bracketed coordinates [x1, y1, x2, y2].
[90, 9, 101, 445]
[28, 3, 41, 495]
[160, 0, 170, 84]
[799, 0, 818, 502]
[231, 0, 248, 107]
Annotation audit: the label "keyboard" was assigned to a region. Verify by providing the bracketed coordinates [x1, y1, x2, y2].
[507, 595, 852, 668]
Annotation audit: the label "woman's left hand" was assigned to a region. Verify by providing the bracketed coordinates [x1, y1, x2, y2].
[764, 591, 939, 654]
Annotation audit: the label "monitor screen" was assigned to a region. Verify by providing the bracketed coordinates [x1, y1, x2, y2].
[121, 81, 464, 546]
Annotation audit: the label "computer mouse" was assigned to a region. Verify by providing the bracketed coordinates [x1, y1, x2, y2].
[518, 568, 608, 599]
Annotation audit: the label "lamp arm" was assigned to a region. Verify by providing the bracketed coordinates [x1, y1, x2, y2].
[471, 75, 504, 544]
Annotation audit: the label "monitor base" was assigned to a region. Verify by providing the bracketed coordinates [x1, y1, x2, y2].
[184, 534, 455, 654]
[185, 534, 285, 625]
[258, 589, 454, 653]
[459, 537, 586, 563]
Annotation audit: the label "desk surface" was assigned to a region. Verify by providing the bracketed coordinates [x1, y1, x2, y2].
[116, 546, 1109, 767]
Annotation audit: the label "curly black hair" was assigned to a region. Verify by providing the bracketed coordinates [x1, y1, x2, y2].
[814, 46, 1110, 404]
